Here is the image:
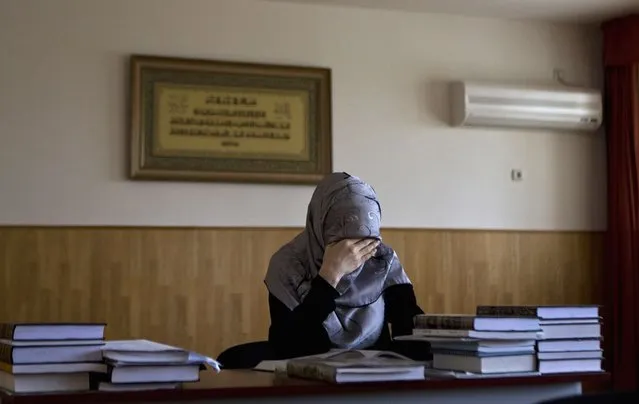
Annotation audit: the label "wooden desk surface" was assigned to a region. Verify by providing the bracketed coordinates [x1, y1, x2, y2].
[0, 370, 611, 404]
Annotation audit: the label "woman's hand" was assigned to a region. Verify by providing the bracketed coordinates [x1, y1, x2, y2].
[318, 239, 380, 287]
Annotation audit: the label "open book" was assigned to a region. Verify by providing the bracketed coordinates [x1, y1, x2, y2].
[286, 349, 427, 383]
[254, 349, 412, 373]
[255, 349, 426, 383]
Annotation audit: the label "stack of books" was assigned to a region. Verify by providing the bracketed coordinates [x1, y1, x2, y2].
[407, 314, 541, 375]
[0, 322, 106, 393]
[477, 305, 603, 374]
[94, 339, 214, 391]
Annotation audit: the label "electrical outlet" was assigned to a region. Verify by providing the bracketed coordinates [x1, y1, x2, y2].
[511, 169, 523, 181]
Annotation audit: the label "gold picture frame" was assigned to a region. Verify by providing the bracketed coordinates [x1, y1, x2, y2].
[129, 55, 332, 184]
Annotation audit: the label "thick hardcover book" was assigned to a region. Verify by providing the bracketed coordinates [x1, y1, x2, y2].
[411, 328, 542, 340]
[432, 353, 536, 374]
[414, 315, 477, 329]
[413, 314, 539, 331]
[476, 305, 600, 320]
[0, 323, 106, 341]
[426, 338, 536, 354]
[537, 338, 602, 352]
[0, 340, 104, 364]
[538, 358, 603, 374]
[96, 363, 201, 384]
[429, 348, 535, 357]
[0, 361, 107, 374]
[286, 356, 426, 384]
[0, 372, 90, 394]
[476, 306, 539, 317]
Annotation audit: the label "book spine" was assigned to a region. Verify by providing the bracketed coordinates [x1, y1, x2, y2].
[476, 306, 538, 317]
[0, 323, 16, 340]
[414, 315, 475, 330]
[430, 348, 481, 357]
[286, 361, 336, 383]
[0, 343, 14, 364]
[412, 328, 470, 337]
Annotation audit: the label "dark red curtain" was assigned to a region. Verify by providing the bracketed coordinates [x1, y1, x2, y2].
[602, 14, 639, 391]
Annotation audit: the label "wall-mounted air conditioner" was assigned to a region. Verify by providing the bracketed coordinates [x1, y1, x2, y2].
[450, 81, 603, 132]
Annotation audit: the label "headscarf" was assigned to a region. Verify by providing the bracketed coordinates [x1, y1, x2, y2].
[264, 172, 411, 350]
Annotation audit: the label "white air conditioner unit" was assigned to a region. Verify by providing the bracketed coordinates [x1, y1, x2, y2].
[450, 81, 603, 132]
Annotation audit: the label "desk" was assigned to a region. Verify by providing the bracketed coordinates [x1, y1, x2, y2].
[0, 371, 610, 404]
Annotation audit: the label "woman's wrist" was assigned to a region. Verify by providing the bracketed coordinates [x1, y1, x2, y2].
[318, 266, 340, 287]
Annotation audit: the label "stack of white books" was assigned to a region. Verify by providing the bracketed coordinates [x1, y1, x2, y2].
[94, 339, 219, 392]
[476, 305, 603, 374]
[0, 322, 106, 393]
[401, 314, 541, 375]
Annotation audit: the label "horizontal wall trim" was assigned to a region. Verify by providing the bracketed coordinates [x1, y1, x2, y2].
[0, 225, 604, 234]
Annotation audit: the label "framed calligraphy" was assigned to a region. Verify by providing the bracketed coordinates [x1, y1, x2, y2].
[129, 55, 332, 184]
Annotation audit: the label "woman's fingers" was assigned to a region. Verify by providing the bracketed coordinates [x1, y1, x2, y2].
[356, 239, 379, 256]
[346, 239, 380, 263]
[353, 238, 378, 247]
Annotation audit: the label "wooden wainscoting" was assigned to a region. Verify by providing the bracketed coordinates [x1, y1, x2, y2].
[0, 227, 603, 358]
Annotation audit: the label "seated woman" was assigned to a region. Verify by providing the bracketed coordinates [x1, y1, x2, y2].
[265, 172, 424, 359]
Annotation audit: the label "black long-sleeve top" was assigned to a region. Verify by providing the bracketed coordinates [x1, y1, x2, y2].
[268, 276, 424, 359]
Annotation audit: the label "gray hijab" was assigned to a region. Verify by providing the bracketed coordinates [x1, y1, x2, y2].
[264, 172, 411, 350]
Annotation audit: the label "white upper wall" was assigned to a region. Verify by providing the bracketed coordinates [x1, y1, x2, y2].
[0, 0, 606, 230]
[265, 0, 639, 24]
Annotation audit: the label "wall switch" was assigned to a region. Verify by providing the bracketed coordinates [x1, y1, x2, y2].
[511, 169, 523, 181]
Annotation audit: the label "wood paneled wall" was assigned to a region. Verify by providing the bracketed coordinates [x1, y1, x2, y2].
[0, 227, 603, 358]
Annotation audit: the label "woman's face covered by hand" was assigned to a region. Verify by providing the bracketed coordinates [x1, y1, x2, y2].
[323, 187, 381, 246]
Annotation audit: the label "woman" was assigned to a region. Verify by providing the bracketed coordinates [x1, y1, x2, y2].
[265, 172, 423, 359]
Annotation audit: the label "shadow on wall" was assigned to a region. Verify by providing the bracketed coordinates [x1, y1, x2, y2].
[422, 80, 452, 126]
